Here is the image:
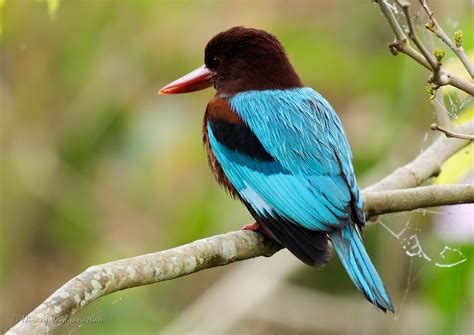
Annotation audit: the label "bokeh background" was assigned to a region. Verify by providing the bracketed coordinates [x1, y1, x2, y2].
[1, 0, 473, 334]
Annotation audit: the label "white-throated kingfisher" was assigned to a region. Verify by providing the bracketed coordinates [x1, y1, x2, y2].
[160, 27, 394, 312]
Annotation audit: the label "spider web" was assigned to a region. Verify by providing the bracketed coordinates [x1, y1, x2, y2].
[379, 209, 470, 334]
[378, 217, 468, 268]
[435, 92, 473, 120]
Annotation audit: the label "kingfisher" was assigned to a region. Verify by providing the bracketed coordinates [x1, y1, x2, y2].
[160, 26, 394, 312]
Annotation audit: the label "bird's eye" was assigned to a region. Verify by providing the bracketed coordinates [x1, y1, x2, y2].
[212, 56, 221, 68]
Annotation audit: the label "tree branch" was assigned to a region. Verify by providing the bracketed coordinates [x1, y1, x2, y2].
[376, 0, 431, 70]
[7, 125, 472, 335]
[431, 123, 474, 140]
[377, 0, 407, 43]
[376, 0, 474, 95]
[364, 184, 474, 217]
[444, 73, 474, 95]
[418, 0, 474, 79]
[398, 1, 440, 73]
[7, 177, 474, 335]
[7, 231, 281, 335]
[366, 124, 472, 191]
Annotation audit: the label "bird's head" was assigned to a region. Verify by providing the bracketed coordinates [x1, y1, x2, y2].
[159, 26, 302, 95]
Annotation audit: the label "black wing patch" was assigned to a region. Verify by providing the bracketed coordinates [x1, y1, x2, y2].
[208, 120, 274, 162]
[243, 200, 331, 267]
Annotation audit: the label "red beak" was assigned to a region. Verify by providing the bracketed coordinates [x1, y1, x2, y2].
[159, 65, 215, 94]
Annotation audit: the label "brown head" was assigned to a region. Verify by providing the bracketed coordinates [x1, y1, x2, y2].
[160, 26, 303, 95]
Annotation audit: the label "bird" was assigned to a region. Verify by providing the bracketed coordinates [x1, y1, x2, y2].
[159, 26, 394, 312]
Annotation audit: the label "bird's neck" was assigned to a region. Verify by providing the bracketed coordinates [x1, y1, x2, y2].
[217, 60, 304, 95]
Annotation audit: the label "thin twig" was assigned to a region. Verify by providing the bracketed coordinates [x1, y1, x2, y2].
[398, 1, 440, 76]
[431, 123, 474, 140]
[376, 0, 474, 95]
[421, 20, 452, 129]
[389, 41, 432, 70]
[421, 19, 452, 129]
[376, 0, 430, 69]
[377, 0, 407, 42]
[419, 0, 474, 79]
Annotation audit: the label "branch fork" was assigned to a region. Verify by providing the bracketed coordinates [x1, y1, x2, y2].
[377, 0, 474, 95]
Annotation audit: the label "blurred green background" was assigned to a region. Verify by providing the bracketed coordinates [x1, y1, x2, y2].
[1, 0, 473, 334]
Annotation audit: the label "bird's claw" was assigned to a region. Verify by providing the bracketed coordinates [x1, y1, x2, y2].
[240, 222, 261, 231]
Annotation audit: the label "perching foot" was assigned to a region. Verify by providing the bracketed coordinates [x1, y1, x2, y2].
[241, 222, 273, 240]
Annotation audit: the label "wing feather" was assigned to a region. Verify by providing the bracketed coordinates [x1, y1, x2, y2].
[229, 87, 365, 227]
[208, 124, 350, 231]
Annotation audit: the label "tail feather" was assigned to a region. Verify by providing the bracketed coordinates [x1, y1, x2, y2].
[329, 224, 394, 312]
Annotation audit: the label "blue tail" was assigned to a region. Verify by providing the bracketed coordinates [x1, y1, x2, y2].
[329, 224, 394, 312]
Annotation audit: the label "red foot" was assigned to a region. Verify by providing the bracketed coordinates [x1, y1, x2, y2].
[241, 222, 261, 231]
[241, 222, 273, 240]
